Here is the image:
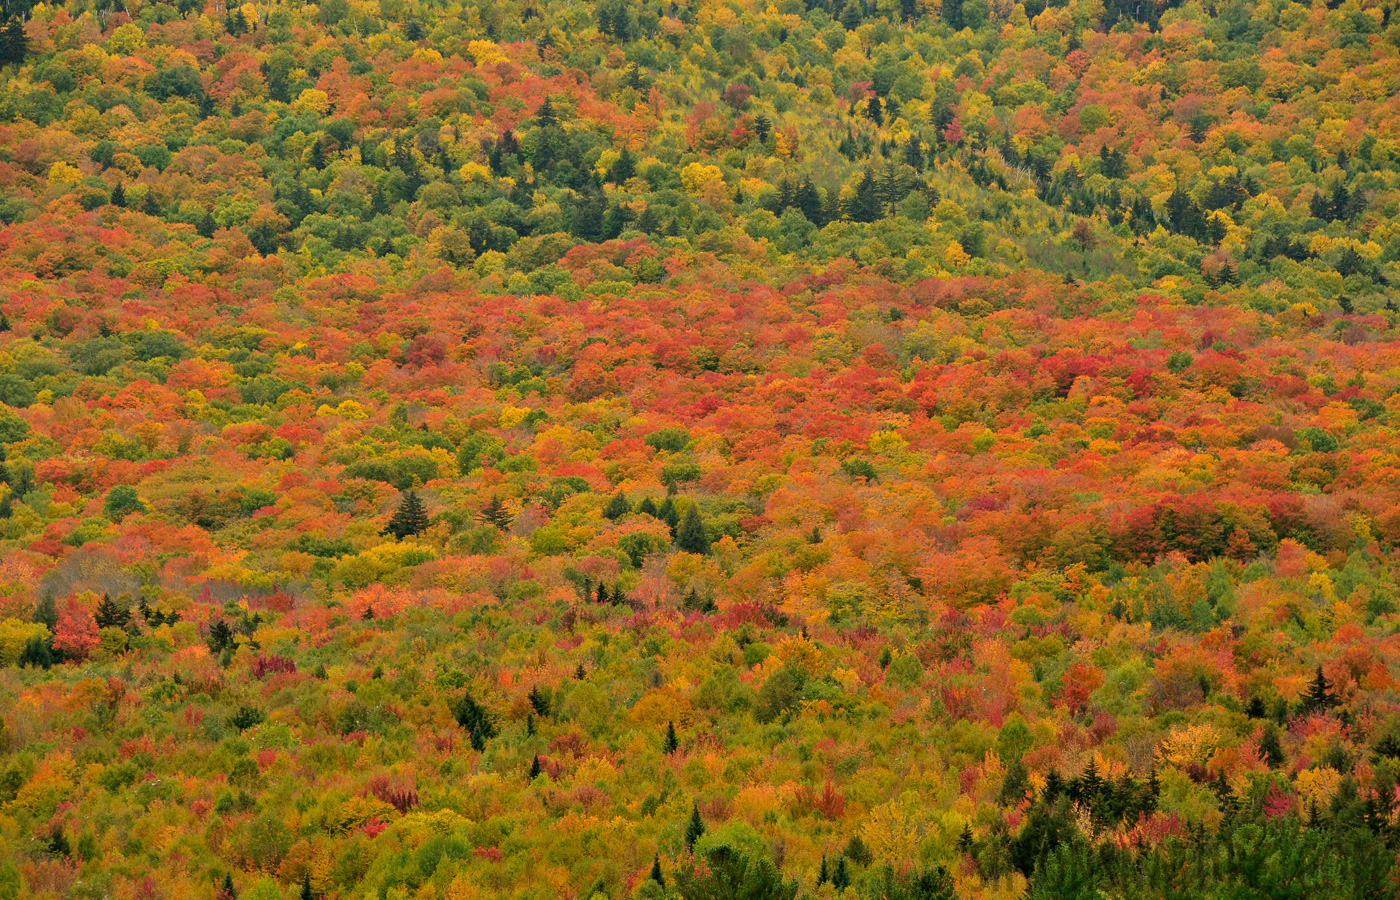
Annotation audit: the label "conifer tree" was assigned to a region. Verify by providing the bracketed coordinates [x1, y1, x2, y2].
[480, 495, 512, 529]
[529, 755, 541, 779]
[817, 855, 829, 885]
[663, 720, 679, 755]
[833, 857, 850, 890]
[650, 856, 665, 886]
[1301, 665, 1337, 713]
[684, 802, 705, 849]
[677, 503, 708, 554]
[384, 490, 429, 538]
[603, 490, 630, 519]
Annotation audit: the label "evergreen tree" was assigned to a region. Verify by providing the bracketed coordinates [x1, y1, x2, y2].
[453, 693, 497, 751]
[846, 170, 883, 223]
[208, 620, 234, 653]
[527, 685, 549, 716]
[603, 490, 630, 520]
[650, 855, 665, 887]
[575, 663, 586, 680]
[0, 17, 26, 66]
[832, 857, 850, 890]
[18, 635, 52, 669]
[664, 720, 679, 754]
[676, 503, 708, 554]
[817, 855, 829, 885]
[1302, 665, 1338, 713]
[94, 594, 130, 630]
[1259, 724, 1285, 768]
[480, 495, 513, 529]
[684, 802, 705, 849]
[300, 874, 313, 900]
[219, 873, 237, 900]
[384, 490, 429, 538]
[529, 754, 541, 778]
[110, 181, 126, 207]
[658, 496, 679, 535]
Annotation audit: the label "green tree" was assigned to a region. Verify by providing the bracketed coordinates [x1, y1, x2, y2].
[684, 802, 705, 849]
[384, 490, 429, 538]
[676, 846, 797, 900]
[603, 490, 630, 520]
[664, 720, 679, 754]
[1301, 665, 1338, 713]
[104, 485, 145, 521]
[677, 503, 708, 554]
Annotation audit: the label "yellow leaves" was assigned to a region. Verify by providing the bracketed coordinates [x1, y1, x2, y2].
[773, 633, 823, 678]
[106, 22, 147, 55]
[467, 40, 508, 65]
[944, 241, 970, 269]
[1296, 767, 1342, 814]
[1157, 724, 1221, 769]
[317, 400, 369, 419]
[459, 161, 492, 183]
[499, 406, 532, 428]
[292, 88, 330, 116]
[319, 794, 396, 833]
[861, 792, 928, 868]
[47, 162, 82, 185]
[412, 47, 443, 63]
[0, 619, 48, 666]
[680, 162, 725, 195]
[868, 430, 908, 455]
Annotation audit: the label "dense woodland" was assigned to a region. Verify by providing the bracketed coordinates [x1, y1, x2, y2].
[0, 0, 1399, 896]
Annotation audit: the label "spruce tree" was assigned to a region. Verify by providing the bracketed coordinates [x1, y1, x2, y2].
[529, 755, 541, 779]
[480, 495, 512, 529]
[1302, 665, 1337, 713]
[527, 685, 549, 716]
[817, 855, 829, 885]
[300, 874, 313, 900]
[676, 503, 708, 554]
[684, 802, 705, 849]
[219, 873, 237, 900]
[110, 181, 126, 208]
[650, 856, 665, 886]
[94, 594, 130, 630]
[384, 490, 429, 538]
[602, 490, 630, 520]
[663, 721, 679, 755]
[832, 857, 850, 890]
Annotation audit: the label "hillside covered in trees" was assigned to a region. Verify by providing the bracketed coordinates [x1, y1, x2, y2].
[1, 0, 1400, 896]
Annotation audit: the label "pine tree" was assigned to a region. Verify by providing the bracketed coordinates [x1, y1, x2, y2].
[480, 495, 512, 529]
[575, 663, 586, 680]
[527, 685, 549, 716]
[219, 873, 237, 900]
[676, 503, 708, 554]
[817, 855, 829, 885]
[94, 594, 130, 630]
[846, 170, 883, 223]
[300, 874, 313, 900]
[832, 857, 850, 890]
[650, 855, 665, 886]
[663, 720, 679, 754]
[197, 209, 216, 238]
[0, 17, 27, 66]
[529, 755, 541, 778]
[1302, 665, 1338, 713]
[603, 490, 630, 519]
[110, 181, 126, 208]
[526, 713, 536, 736]
[684, 802, 705, 849]
[384, 490, 429, 539]
[658, 497, 679, 535]
[1259, 725, 1285, 768]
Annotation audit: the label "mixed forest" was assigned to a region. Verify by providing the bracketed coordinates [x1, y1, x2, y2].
[1, 0, 1400, 895]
